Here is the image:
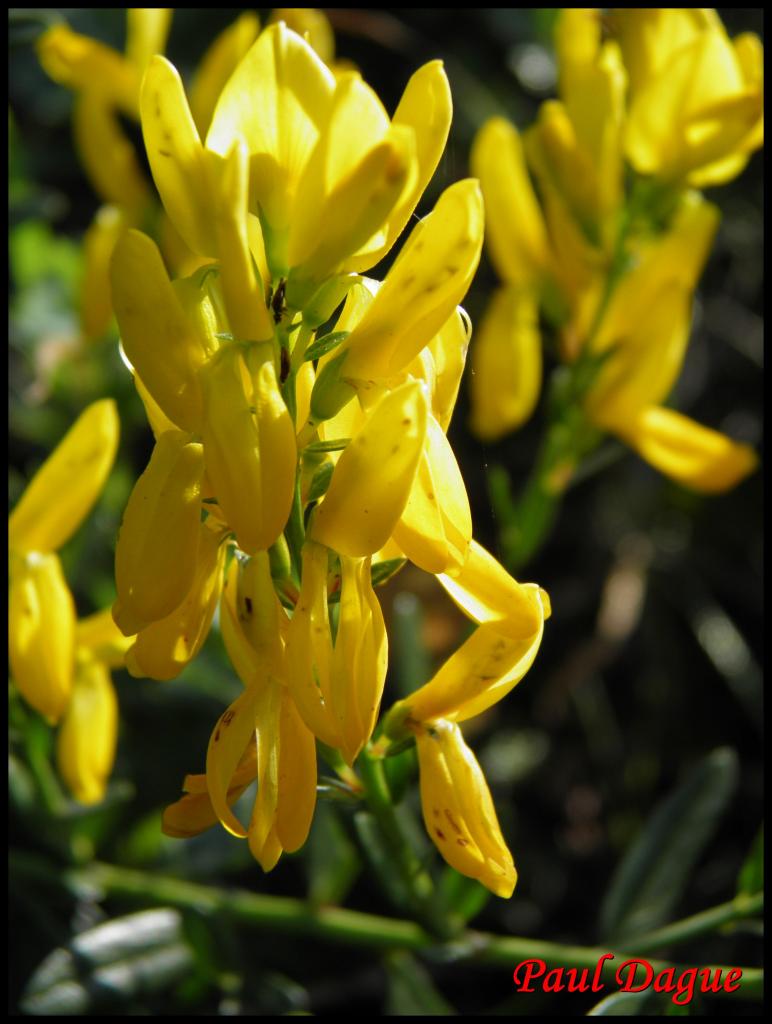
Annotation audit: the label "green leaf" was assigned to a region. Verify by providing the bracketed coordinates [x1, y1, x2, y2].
[372, 559, 407, 590]
[306, 461, 334, 503]
[384, 951, 455, 1015]
[439, 867, 491, 925]
[303, 330, 349, 362]
[21, 909, 194, 1014]
[304, 437, 350, 454]
[587, 990, 655, 1015]
[599, 748, 739, 944]
[737, 825, 763, 896]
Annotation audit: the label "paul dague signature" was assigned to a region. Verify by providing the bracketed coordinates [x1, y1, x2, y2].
[512, 955, 743, 1006]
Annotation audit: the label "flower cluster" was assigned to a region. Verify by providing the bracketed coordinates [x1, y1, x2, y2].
[107, 20, 549, 896]
[470, 8, 761, 493]
[8, 400, 129, 803]
[36, 9, 338, 342]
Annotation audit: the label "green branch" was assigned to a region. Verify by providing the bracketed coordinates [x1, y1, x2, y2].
[10, 854, 762, 1001]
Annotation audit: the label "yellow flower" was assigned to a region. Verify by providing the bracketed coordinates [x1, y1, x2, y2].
[285, 541, 387, 764]
[468, 287, 542, 441]
[9, 400, 119, 721]
[8, 403, 128, 804]
[37, 9, 260, 340]
[143, 21, 451, 303]
[615, 9, 764, 186]
[381, 543, 549, 895]
[113, 430, 206, 637]
[584, 191, 757, 492]
[310, 380, 428, 558]
[165, 552, 316, 871]
[199, 345, 296, 556]
[416, 720, 516, 899]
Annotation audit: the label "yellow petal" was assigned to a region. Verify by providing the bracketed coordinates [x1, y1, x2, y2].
[163, 743, 256, 838]
[111, 230, 208, 431]
[392, 414, 472, 575]
[113, 431, 205, 636]
[141, 56, 215, 256]
[9, 553, 75, 722]
[403, 615, 545, 725]
[133, 369, 179, 439]
[220, 557, 269, 689]
[345, 60, 452, 273]
[248, 681, 282, 867]
[416, 721, 516, 898]
[206, 23, 336, 242]
[206, 686, 260, 838]
[340, 180, 484, 381]
[210, 143, 274, 342]
[330, 555, 388, 764]
[37, 24, 141, 117]
[73, 94, 150, 212]
[189, 13, 261, 137]
[126, 522, 226, 680]
[9, 399, 119, 555]
[471, 117, 550, 287]
[56, 656, 117, 805]
[81, 206, 128, 342]
[587, 281, 692, 427]
[125, 8, 173, 70]
[77, 608, 134, 668]
[284, 541, 340, 747]
[287, 72, 415, 293]
[612, 9, 717, 96]
[469, 286, 542, 441]
[438, 540, 547, 638]
[310, 380, 427, 557]
[625, 26, 762, 183]
[622, 406, 758, 494]
[423, 308, 470, 433]
[200, 346, 296, 554]
[275, 689, 318, 852]
[270, 8, 335, 65]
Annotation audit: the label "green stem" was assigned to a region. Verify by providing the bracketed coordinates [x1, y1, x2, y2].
[357, 748, 451, 940]
[629, 891, 764, 956]
[10, 855, 762, 1000]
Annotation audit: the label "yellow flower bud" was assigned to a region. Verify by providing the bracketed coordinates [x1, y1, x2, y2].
[9, 399, 119, 555]
[56, 655, 118, 805]
[200, 345, 296, 554]
[311, 380, 427, 557]
[471, 117, 550, 288]
[9, 553, 76, 722]
[111, 230, 210, 431]
[416, 720, 516, 898]
[126, 521, 227, 680]
[81, 206, 128, 342]
[469, 287, 542, 441]
[113, 431, 205, 636]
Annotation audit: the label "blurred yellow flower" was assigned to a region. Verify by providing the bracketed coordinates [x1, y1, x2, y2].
[8, 401, 127, 804]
